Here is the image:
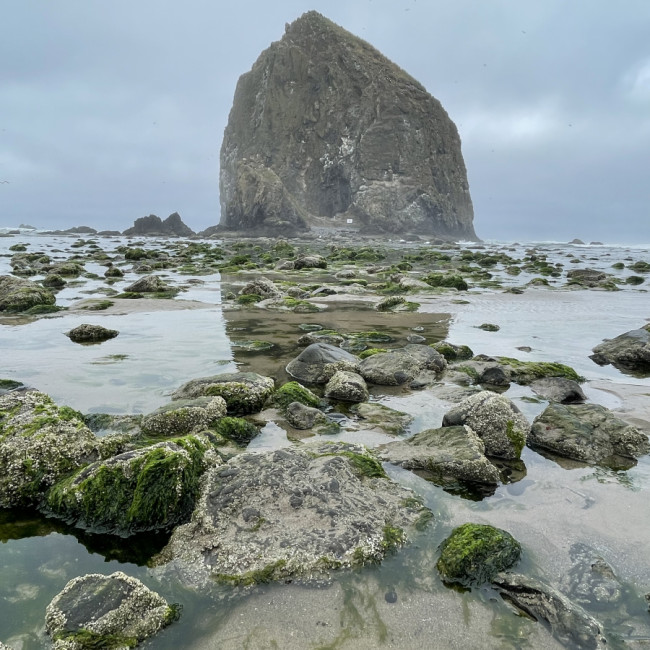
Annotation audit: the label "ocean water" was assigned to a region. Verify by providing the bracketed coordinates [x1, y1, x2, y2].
[1, 232, 649, 648]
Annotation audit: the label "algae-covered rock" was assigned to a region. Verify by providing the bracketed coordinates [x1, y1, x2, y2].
[529, 403, 649, 466]
[349, 402, 413, 436]
[65, 324, 119, 344]
[46, 435, 216, 535]
[0, 275, 56, 312]
[124, 274, 169, 293]
[442, 391, 529, 459]
[492, 573, 607, 649]
[378, 426, 499, 487]
[286, 343, 359, 384]
[0, 390, 100, 508]
[272, 381, 321, 411]
[211, 416, 260, 445]
[359, 344, 446, 386]
[324, 370, 369, 403]
[46, 571, 179, 649]
[153, 441, 430, 589]
[430, 341, 473, 362]
[141, 397, 227, 437]
[437, 523, 521, 586]
[590, 324, 650, 375]
[239, 277, 283, 300]
[496, 357, 584, 385]
[219, 11, 476, 239]
[172, 372, 275, 415]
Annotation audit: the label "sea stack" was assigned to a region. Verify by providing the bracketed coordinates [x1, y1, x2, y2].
[219, 11, 477, 239]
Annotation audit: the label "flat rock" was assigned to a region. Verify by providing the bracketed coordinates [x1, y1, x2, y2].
[442, 391, 530, 459]
[529, 403, 649, 466]
[530, 378, 586, 403]
[359, 344, 446, 386]
[153, 442, 430, 589]
[349, 402, 413, 436]
[45, 571, 178, 649]
[378, 426, 499, 486]
[286, 343, 359, 384]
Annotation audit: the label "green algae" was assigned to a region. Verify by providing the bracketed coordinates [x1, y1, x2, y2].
[273, 381, 321, 411]
[211, 417, 260, 445]
[215, 559, 288, 586]
[422, 273, 468, 291]
[358, 348, 387, 359]
[430, 341, 473, 361]
[53, 629, 138, 648]
[497, 357, 584, 384]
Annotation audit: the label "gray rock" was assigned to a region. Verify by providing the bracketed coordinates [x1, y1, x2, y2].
[529, 403, 649, 465]
[298, 332, 346, 347]
[172, 372, 275, 415]
[153, 442, 430, 589]
[219, 11, 476, 239]
[286, 343, 359, 384]
[0, 275, 55, 312]
[141, 397, 227, 436]
[567, 268, 607, 286]
[378, 425, 499, 486]
[359, 344, 446, 386]
[478, 365, 510, 387]
[124, 274, 169, 293]
[294, 255, 327, 270]
[239, 277, 283, 300]
[590, 324, 650, 375]
[349, 403, 414, 436]
[123, 212, 194, 236]
[45, 571, 178, 648]
[65, 324, 119, 344]
[492, 573, 607, 650]
[530, 378, 586, 403]
[324, 371, 369, 403]
[442, 391, 529, 459]
[285, 402, 328, 430]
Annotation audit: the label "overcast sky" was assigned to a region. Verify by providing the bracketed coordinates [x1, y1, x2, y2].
[2, 1, 649, 242]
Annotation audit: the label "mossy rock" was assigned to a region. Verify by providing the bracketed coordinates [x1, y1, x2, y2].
[430, 341, 473, 361]
[422, 273, 468, 291]
[46, 436, 212, 535]
[211, 417, 260, 445]
[437, 523, 521, 586]
[358, 347, 387, 360]
[497, 357, 583, 384]
[236, 293, 263, 305]
[141, 397, 227, 437]
[273, 381, 321, 411]
[478, 323, 500, 332]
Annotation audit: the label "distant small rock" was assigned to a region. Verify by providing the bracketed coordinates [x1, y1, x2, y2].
[123, 212, 195, 237]
[569, 238, 585, 245]
[66, 324, 119, 343]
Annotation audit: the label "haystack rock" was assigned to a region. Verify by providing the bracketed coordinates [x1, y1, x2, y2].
[219, 11, 477, 239]
[123, 212, 195, 237]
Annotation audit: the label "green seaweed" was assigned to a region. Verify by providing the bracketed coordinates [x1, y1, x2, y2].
[215, 559, 287, 586]
[211, 417, 260, 445]
[273, 381, 321, 410]
[53, 629, 138, 648]
[497, 357, 584, 383]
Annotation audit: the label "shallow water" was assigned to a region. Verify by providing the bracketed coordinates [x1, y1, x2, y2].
[1, 234, 650, 648]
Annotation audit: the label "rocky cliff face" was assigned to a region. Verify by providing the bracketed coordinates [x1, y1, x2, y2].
[220, 11, 477, 239]
[123, 213, 195, 237]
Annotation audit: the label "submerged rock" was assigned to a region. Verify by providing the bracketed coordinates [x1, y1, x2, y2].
[65, 324, 119, 344]
[529, 403, 649, 466]
[590, 324, 650, 375]
[437, 523, 521, 586]
[442, 391, 529, 459]
[153, 442, 430, 589]
[286, 343, 359, 384]
[45, 436, 215, 535]
[378, 426, 499, 487]
[0, 275, 55, 312]
[45, 571, 179, 649]
[172, 372, 275, 415]
[492, 573, 607, 650]
[219, 11, 476, 239]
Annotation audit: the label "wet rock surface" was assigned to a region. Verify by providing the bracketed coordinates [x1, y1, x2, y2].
[530, 377, 586, 403]
[141, 397, 227, 436]
[65, 324, 119, 344]
[359, 344, 446, 386]
[286, 343, 359, 384]
[0, 275, 55, 312]
[45, 571, 178, 649]
[590, 324, 650, 375]
[442, 391, 530, 459]
[154, 441, 430, 589]
[529, 403, 650, 466]
[324, 370, 369, 403]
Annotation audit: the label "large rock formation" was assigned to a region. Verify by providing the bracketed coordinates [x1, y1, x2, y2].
[123, 212, 195, 237]
[219, 11, 476, 239]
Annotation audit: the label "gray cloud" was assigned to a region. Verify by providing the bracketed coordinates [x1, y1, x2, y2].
[1, 0, 649, 242]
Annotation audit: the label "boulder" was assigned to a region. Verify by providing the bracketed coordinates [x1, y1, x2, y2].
[239, 276, 283, 300]
[45, 436, 215, 535]
[45, 571, 179, 649]
[141, 397, 227, 436]
[378, 426, 499, 487]
[286, 343, 359, 384]
[590, 324, 650, 375]
[566, 268, 607, 286]
[359, 344, 446, 386]
[219, 11, 476, 239]
[284, 401, 328, 430]
[529, 403, 649, 466]
[442, 391, 529, 459]
[430, 341, 473, 362]
[294, 255, 327, 270]
[349, 402, 414, 436]
[0, 275, 55, 312]
[124, 274, 169, 293]
[492, 573, 607, 649]
[437, 523, 521, 586]
[530, 378, 586, 403]
[0, 391, 101, 508]
[153, 442, 431, 589]
[65, 324, 119, 344]
[172, 372, 274, 415]
[324, 371, 369, 403]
